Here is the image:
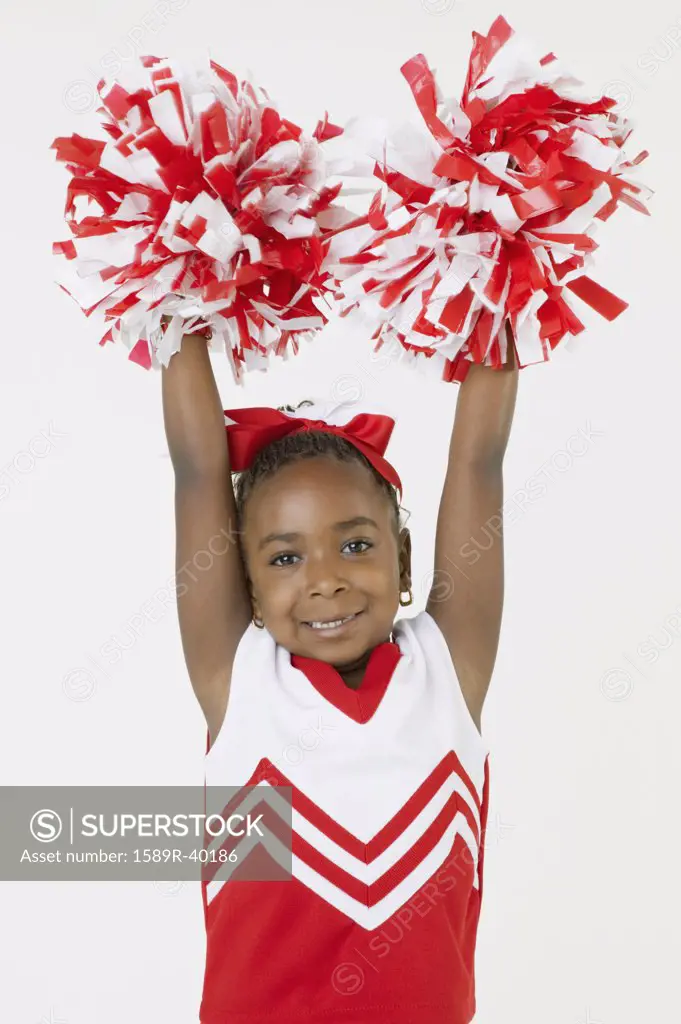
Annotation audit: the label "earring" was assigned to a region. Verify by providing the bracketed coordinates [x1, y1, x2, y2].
[252, 615, 265, 629]
[399, 586, 413, 607]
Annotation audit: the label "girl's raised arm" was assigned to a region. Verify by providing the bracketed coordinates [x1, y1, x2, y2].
[162, 333, 251, 746]
[426, 327, 518, 731]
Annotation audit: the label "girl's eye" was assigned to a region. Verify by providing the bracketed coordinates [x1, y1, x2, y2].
[270, 553, 299, 568]
[270, 540, 371, 567]
[343, 539, 372, 555]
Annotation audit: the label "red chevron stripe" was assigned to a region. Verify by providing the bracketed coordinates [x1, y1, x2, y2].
[202, 750, 487, 900]
[203, 788, 478, 910]
[199, 770, 481, 892]
[291, 789, 477, 907]
[249, 748, 481, 861]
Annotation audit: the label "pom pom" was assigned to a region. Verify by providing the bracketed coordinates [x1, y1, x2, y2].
[328, 15, 652, 383]
[51, 54, 351, 381]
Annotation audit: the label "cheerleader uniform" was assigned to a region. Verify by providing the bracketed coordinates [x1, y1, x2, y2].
[199, 610, 490, 1024]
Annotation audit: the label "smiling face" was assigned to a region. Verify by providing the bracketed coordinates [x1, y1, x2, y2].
[240, 455, 412, 670]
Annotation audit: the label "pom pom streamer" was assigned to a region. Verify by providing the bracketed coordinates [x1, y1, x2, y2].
[328, 15, 652, 383]
[51, 54, 358, 380]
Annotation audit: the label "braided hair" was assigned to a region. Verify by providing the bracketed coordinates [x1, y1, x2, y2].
[232, 400, 405, 535]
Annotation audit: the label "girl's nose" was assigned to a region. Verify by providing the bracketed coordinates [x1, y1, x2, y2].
[305, 553, 350, 598]
[308, 577, 350, 599]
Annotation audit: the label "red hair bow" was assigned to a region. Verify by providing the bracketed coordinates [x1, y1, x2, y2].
[224, 406, 403, 497]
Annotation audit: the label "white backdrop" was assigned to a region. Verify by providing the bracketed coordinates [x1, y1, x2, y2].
[1, 0, 679, 1021]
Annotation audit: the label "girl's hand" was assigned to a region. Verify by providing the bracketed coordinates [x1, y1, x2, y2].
[160, 313, 212, 341]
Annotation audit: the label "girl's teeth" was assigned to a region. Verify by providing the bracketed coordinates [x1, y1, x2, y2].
[308, 615, 354, 629]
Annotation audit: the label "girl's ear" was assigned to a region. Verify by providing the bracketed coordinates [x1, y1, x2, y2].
[398, 527, 412, 591]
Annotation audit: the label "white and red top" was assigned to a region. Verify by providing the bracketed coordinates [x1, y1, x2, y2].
[199, 610, 490, 1024]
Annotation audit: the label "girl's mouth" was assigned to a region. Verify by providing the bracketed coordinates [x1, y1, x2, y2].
[302, 611, 363, 635]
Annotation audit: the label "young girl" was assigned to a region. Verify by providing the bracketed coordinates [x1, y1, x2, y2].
[162, 324, 518, 1024]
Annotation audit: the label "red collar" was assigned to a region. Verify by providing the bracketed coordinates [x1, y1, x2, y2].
[290, 640, 402, 724]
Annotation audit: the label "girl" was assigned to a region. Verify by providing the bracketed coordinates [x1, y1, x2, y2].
[162, 324, 518, 1024]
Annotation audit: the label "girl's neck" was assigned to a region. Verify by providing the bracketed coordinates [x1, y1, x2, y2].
[336, 631, 395, 690]
[340, 667, 366, 691]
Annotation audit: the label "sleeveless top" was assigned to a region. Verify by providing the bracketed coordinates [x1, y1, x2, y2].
[199, 610, 490, 1024]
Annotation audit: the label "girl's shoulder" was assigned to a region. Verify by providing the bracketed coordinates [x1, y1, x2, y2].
[393, 610, 488, 755]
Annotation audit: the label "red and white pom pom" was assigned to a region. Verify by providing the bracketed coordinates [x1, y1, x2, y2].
[52, 54, 350, 381]
[328, 15, 652, 383]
